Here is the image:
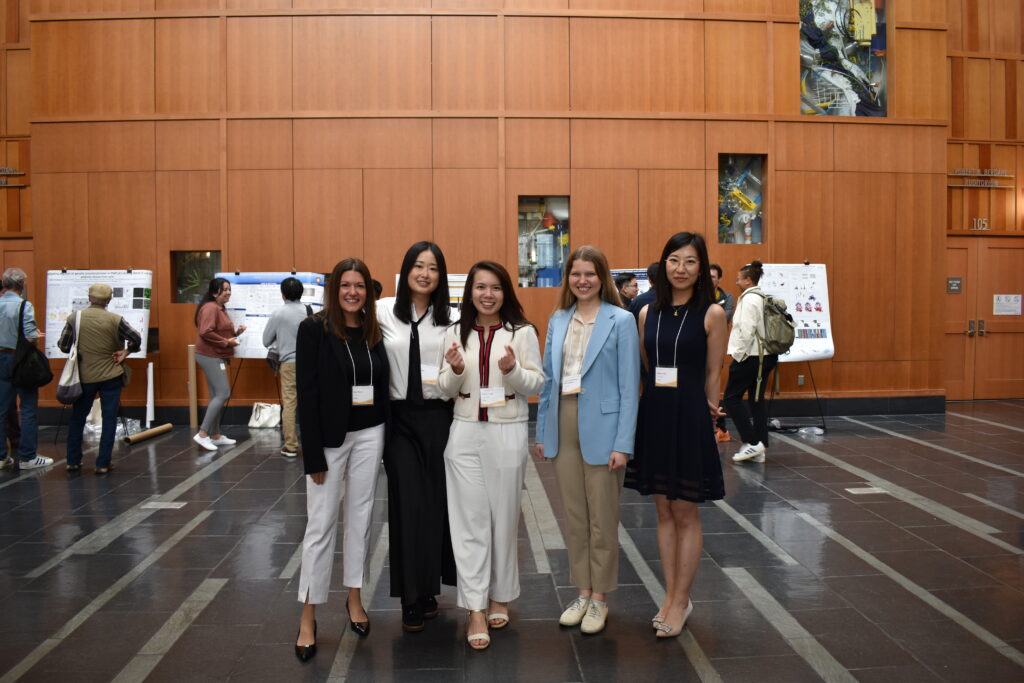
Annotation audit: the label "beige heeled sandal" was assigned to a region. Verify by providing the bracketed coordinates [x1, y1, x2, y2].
[466, 610, 490, 650]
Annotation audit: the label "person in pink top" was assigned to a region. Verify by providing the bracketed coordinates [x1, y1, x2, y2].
[193, 277, 246, 451]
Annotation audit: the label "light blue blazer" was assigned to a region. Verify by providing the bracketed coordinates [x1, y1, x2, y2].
[536, 301, 640, 465]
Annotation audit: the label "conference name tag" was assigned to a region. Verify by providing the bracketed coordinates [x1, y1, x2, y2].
[561, 374, 582, 395]
[352, 385, 374, 406]
[654, 367, 678, 388]
[479, 386, 506, 408]
[420, 363, 439, 384]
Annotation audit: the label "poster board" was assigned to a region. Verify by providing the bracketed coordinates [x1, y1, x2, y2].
[611, 268, 652, 295]
[45, 270, 153, 358]
[394, 273, 468, 309]
[758, 263, 835, 363]
[216, 272, 326, 359]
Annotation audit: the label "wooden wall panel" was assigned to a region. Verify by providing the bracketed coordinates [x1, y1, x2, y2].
[990, 144, 1017, 231]
[570, 170, 639, 268]
[505, 0, 566, 7]
[833, 172, 897, 362]
[570, 19, 703, 113]
[990, 60, 1006, 140]
[834, 125, 919, 173]
[570, 0, 700, 9]
[32, 122, 155, 173]
[894, 173, 944, 361]
[227, 170, 294, 271]
[156, 19, 222, 114]
[705, 22, 769, 114]
[156, 171, 220, 251]
[432, 18, 499, 111]
[155, 121, 220, 171]
[294, 0, 429, 7]
[571, 120, 704, 170]
[87, 172, 156, 271]
[962, 0, 992, 53]
[894, 0, 948, 23]
[433, 0, 497, 9]
[505, 18, 569, 111]
[293, 169, 363, 273]
[433, 119, 498, 169]
[705, 122, 768, 169]
[505, 119, 569, 169]
[32, 20, 154, 117]
[946, 0, 964, 52]
[31, 0, 153, 10]
[31, 173, 90, 270]
[772, 22, 800, 116]
[227, 119, 292, 170]
[963, 58, 991, 139]
[226, 18, 292, 113]
[911, 127, 948, 174]
[776, 122, 833, 171]
[772, 171, 833, 267]
[638, 170, 705, 265]
[990, 0, 1021, 54]
[293, 17, 431, 112]
[6, 49, 30, 136]
[893, 29, 948, 120]
[362, 170, 432, 297]
[156, 0, 219, 8]
[294, 119, 431, 169]
[434, 170, 500, 273]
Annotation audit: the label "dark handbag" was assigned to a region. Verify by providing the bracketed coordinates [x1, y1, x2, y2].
[12, 301, 54, 389]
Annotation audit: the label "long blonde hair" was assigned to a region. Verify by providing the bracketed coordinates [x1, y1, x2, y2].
[555, 245, 622, 311]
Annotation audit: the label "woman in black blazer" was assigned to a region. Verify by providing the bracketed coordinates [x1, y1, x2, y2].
[294, 258, 390, 662]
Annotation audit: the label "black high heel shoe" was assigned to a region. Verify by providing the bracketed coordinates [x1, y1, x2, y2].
[294, 620, 317, 661]
[347, 601, 371, 637]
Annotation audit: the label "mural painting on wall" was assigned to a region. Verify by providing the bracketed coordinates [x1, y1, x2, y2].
[800, 0, 887, 116]
[718, 155, 764, 245]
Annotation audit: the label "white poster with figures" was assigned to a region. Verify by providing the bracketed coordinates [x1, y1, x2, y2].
[756, 263, 835, 363]
[45, 270, 153, 358]
[216, 272, 326, 359]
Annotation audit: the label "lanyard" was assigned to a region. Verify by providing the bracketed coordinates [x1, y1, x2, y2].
[344, 340, 373, 385]
[655, 308, 688, 368]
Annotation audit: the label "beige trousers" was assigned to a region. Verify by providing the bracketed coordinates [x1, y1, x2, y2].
[554, 397, 625, 594]
[279, 362, 298, 452]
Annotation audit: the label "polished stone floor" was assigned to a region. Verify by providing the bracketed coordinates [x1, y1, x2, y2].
[1, 401, 1023, 682]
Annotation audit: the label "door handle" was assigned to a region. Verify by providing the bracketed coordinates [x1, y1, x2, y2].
[966, 320, 975, 337]
[978, 319, 986, 336]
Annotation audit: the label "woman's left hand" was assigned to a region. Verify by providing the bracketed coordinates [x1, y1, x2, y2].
[708, 400, 725, 419]
[609, 451, 628, 471]
[310, 471, 326, 485]
[498, 345, 516, 374]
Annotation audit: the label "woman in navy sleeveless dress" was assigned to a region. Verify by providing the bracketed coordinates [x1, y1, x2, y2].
[624, 232, 727, 639]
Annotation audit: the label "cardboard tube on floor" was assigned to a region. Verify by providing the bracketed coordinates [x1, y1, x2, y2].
[123, 422, 172, 445]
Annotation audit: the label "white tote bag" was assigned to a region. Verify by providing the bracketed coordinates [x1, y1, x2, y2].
[56, 311, 83, 405]
[248, 402, 281, 428]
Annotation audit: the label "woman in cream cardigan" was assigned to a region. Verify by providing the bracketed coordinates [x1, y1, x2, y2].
[438, 260, 544, 651]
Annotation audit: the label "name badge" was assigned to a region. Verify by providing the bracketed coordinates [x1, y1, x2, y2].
[654, 367, 678, 388]
[218, 362, 226, 372]
[420, 363, 439, 384]
[561, 374, 582, 395]
[352, 385, 374, 406]
[479, 386, 506, 408]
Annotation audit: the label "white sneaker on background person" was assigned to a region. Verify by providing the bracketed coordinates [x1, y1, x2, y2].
[210, 435, 236, 446]
[732, 442, 766, 463]
[193, 433, 217, 451]
[558, 596, 591, 627]
[19, 455, 54, 470]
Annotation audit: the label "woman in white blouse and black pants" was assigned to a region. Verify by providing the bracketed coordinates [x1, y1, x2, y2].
[377, 242, 457, 632]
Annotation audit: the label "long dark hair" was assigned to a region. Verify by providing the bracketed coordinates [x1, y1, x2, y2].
[394, 241, 452, 327]
[653, 232, 715, 313]
[457, 261, 532, 347]
[194, 277, 229, 326]
[321, 258, 382, 345]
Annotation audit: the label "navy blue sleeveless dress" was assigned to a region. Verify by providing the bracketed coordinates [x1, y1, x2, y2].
[624, 302, 725, 502]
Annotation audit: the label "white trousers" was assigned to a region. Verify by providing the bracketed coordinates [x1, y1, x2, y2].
[298, 424, 384, 605]
[444, 420, 528, 610]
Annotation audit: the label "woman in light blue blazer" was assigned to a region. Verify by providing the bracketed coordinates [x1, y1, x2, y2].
[533, 245, 640, 635]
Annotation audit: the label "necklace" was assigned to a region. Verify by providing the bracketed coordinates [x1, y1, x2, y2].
[672, 304, 685, 317]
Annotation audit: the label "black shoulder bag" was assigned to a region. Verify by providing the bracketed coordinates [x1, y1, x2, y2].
[12, 301, 54, 389]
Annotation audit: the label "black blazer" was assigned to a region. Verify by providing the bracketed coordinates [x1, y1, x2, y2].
[296, 316, 390, 475]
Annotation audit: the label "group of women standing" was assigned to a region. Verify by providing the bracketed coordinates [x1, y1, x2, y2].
[221, 230, 747, 661]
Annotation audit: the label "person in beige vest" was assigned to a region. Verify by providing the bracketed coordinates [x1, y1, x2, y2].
[57, 283, 141, 474]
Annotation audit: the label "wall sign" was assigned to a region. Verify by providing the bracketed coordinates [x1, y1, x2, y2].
[993, 294, 1022, 316]
[947, 277, 962, 294]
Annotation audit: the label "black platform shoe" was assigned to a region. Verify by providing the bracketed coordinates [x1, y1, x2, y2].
[420, 595, 439, 619]
[294, 620, 317, 662]
[347, 601, 370, 637]
[402, 603, 425, 632]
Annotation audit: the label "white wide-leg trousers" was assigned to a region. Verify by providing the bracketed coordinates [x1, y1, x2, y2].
[444, 420, 528, 611]
[298, 424, 384, 605]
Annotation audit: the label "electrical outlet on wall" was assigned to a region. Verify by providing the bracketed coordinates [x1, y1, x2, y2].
[797, 375, 805, 386]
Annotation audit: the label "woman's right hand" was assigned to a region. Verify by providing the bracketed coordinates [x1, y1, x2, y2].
[444, 342, 465, 375]
[229, 337, 241, 347]
[310, 471, 326, 485]
[533, 443, 544, 461]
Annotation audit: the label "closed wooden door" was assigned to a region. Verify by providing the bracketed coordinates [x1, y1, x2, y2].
[944, 237, 1024, 400]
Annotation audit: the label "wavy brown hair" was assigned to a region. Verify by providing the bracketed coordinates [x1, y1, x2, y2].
[554, 245, 622, 312]
[321, 258, 381, 345]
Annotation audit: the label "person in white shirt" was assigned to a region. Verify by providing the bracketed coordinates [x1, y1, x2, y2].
[376, 242, 457, 633]
[724, 260, 778, 463]
[438, 261, 544, 651]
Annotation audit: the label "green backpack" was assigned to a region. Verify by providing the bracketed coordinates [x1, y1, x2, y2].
[744, 290, 796, 400]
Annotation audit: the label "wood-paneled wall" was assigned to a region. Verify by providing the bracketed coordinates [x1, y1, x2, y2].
[20, 3, 958, 407]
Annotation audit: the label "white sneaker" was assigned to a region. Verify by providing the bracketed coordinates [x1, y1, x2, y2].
[280, 449, 298, 458]
[210, 435, 236, 446]
[580, 599, 608, 634]
[558, 595, 591, 627]
[732, 442, 766, 463]
[193, 433, 217, 451]
[20, 455, 54, 470]
[0, 456, 14, 470]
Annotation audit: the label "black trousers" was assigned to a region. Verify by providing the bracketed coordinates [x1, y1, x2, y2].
[723, 355, 778, 447]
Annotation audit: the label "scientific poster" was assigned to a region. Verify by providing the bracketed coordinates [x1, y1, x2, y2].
[611, 269, 652, 295]
[216, 272, 326, 359]
[45, 270, 153, 358]
[757, 263, 835, 363]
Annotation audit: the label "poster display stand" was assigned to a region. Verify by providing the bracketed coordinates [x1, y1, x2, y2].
[45, 270, 153, 358]
[216, 272, 325, 359]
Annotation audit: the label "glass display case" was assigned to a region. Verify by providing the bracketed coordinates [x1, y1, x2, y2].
[517, 196, 569, 287]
